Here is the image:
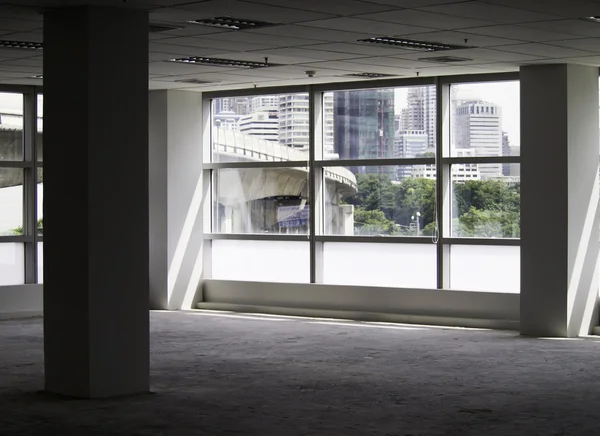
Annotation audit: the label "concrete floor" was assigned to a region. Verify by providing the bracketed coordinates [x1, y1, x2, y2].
[1, 311, 600, 435]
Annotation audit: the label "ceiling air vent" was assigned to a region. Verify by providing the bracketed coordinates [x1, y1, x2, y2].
[149, 22, 185, 33]
[418, 56, 473, 63]
[167, 56, 280, 69]
[174, 78, 219, 85]
[344, 73, 399, 78]
[187, 16, 280, 30]
[357, 37, 469, 52]
[0, 40, 42, 50]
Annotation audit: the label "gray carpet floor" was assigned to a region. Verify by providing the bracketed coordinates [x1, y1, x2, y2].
[1, 311, 600, 435]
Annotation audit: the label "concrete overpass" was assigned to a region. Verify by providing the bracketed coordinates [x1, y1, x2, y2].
[212, 127, 357, 234]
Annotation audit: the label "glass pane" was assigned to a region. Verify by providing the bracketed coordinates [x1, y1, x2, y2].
[325, 85, 436, 160]
[37, 94, 43, 161]
[450, 245, 519, 293]
[212, 93, 309, 163]
[214, 168, 309, 235]
[0, 93, 24, 161]
[449, 81, 519, 158]
[37, 168, 43, 235]
[0, 168, 23, 236]
[37, 241, 43, 284]
[212, 240, 309, 283]
[0, 243, 24, 285]
[323, 242, 436, 288]
[324, 165, 436, 236]
[451, 164, 520, 238]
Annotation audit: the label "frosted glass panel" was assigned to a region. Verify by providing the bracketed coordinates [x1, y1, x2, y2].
[450, 245, 519, 293]
[323, 243, 436, 289]
[212, 240, 309, 283]
[0, 243, 24, 286]
[37, 242, 43, 284]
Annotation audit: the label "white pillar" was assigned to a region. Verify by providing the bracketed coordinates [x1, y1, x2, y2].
[148, 90, 204, 311]
[520, 64, 600, 337]
[43, 7, 150, 397]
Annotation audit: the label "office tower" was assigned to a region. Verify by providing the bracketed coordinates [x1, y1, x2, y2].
[394, 130, 428, 180]
[400, 86, 436, 149]
[239, 110, 279, 141]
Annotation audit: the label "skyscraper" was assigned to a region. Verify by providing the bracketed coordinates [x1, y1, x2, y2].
[333, 88, 395, 164]
[400, 86, 436, 150]
[454, 100, 503, 178]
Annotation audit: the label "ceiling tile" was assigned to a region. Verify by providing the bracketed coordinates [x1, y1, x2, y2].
[172, 0, 335, 24]
[357, 9, 496, 29]
[300, 17, 433, 35]
[493, 43, 596, 58]
[249, 24, 372, 42]
[547, 38, 600, 53]
[195, 32, 322, 48]
[482, 0, 600, 18]
[245, 0, 397, 16]
[354, 0, 468, 6]
[418, 1, 561, 24]
[159, 36, 275, 51]
[397, 30, 525, 47]
[460, 24, 584, 42]
[245, 47, 370, 62]
[306, 42, 421, 56]
[522, 19, 600, 38]
[149, 42, 236, 57]
[396, 47, 546, 62]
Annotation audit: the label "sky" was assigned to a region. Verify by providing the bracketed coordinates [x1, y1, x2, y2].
[395, 81, 521, 147]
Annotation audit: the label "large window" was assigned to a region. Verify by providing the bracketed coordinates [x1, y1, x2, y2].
[0, 89, 43, 286]
[204, 77, 520, 293]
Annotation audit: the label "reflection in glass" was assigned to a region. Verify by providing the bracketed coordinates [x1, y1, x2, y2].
[0, 92, 24, 161]
[325, 85, 436, 160]
[212, 240, 309, 283]
[214, 168, 309, 235]
[450, 245, 519, 293]
[0, 168, 23, 236]
[450, 81, 519, 159]
[211, 93, 309, 163]
[323, 242, 436, 288]
[324, 165, 436, 236]
[451, 164, 520, 238]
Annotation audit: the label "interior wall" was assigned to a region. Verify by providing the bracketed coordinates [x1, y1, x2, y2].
[0, 284, 43, 319]
[201, 280, 520, 330]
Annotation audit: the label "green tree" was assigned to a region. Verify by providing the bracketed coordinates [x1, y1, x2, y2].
[353, 207, 399, 235]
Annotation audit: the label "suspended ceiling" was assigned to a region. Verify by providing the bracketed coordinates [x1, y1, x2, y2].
[0, 0, 600, 91]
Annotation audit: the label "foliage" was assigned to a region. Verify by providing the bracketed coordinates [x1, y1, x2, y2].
[345, 173, 520, 238]
[11, 218, 43, 236]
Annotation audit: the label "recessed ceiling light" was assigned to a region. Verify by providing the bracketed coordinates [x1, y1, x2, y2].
[344, 72, 399, 78]
[0, 40, 42, 50]
[418, 56, 473, 63]
[187, 16, 279, 30]
[167, 56, 280, 68]
[357, 36, 469, 51]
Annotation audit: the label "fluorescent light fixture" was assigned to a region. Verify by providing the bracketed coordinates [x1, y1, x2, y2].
[583, 16, 600, 23]
[357, 36, 468, 51]
[167, 56, 278, 68]
[0, 40, 42, 50]
[344, 72, 399, 78]
[187, 16, 279, 30]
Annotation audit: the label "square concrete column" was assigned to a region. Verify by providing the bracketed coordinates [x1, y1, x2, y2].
[521, 64, 600, 337]
[43, 7, 150, 398]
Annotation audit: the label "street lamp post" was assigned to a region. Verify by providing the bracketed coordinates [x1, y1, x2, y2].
[411, 211, 421, 236]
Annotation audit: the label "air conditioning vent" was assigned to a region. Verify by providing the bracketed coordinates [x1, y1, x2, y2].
[357, 36, 469, 52]
[418, 56, 473, 63]
[167, 56, 281, 69]
[187, 16, 280, 30]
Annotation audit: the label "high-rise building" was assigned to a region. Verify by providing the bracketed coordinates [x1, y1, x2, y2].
[454, 100, 503, 178]
[400, 86, 436, 150]
[249, 95, 279, 113]
[239, 110, 279, 141]
[213, 110, 241, 131]
[333, 88, 395, 163]
[278, 94, 309, 149]
[394, 130, 428, 180]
